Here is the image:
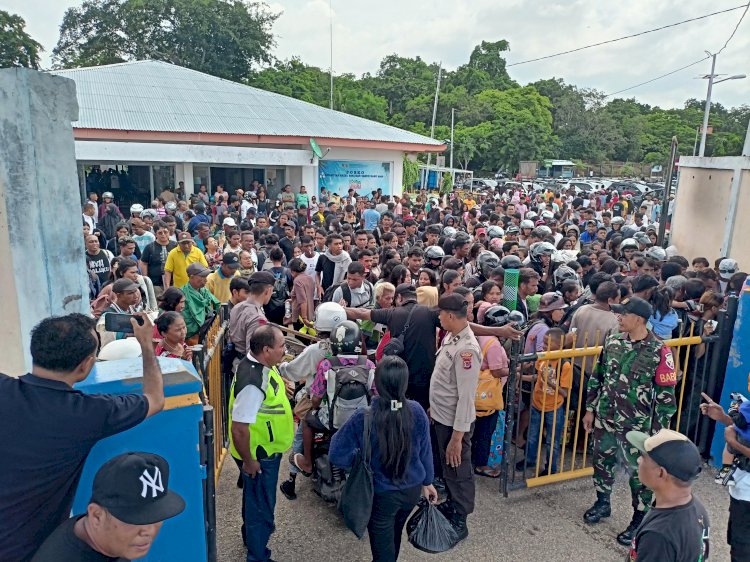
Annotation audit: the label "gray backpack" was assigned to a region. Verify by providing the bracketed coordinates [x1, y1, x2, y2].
[325, 356, 373, 430]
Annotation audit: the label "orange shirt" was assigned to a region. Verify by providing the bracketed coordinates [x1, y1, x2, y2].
[532, 359, 573, 412]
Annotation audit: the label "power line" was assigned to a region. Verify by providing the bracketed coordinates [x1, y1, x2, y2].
[604, 2, 749, 97]
[507, 4, 748, 67]
[717, 1, 749, 53]
[604, 57, 711, 97]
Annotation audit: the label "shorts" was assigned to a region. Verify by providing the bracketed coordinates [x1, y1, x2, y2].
[728, 496, 750, 561]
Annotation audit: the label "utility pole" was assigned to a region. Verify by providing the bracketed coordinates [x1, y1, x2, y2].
[450, 107, 455, 183]
[329, 0, 334, 110]
[422, 63, 442, 189]
[698, 53, 716, 157]
[657, 136, 678, 247]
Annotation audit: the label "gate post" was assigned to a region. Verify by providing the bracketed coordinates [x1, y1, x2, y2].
[500, 340, 522, 497]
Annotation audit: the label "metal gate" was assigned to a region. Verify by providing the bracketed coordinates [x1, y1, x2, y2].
[499, 298, 737, 496]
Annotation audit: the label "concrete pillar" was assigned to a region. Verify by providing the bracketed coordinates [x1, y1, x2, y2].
[0, 68, 89, 375]
[175, 162, 195, 197]
[301, 165, 317, 199]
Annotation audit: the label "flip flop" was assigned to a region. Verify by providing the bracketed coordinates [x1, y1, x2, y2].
[474, 467, 501, 478]
[290, 453, 312, 477]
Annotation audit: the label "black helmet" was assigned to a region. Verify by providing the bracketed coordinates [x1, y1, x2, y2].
[483, 305, 511, 327]
[501, 255, 522, 270]
[477, 251, 501, 279]
[508, 310, 526, 327]
[330, 320, 361, 354]
[424, 246, 446, 261]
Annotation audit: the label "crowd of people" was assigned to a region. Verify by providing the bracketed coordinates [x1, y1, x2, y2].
[29, 178, 749, 561]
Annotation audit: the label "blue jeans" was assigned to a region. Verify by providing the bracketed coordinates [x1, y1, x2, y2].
[526, 407, 565, 473]
[288, 424, 304, 475]
[242, 454, 281, 562]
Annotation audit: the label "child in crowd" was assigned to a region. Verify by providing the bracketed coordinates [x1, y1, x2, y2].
[517, 328, 572, 476]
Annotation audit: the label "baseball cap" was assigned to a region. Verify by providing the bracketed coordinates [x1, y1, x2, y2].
[248, 271, 275, 286]
[186, 263, 211, 277]
[475, 227, 487, 237]
[438, 293, 468, 313]
[112, 278, 139, 294]
[719, 258, 739, 280]
[90, 452, 185, 525]
[178, 232, 193, 243]
[395, 283, 417, 299]
[223, 217, 237, 227]
[222, 252, 240, 269]
[611, 296, 653, 321]
[626, 429, 702, 482]
[537, 292, 568, 313]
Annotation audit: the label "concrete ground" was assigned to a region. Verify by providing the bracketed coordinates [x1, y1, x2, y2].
[216, 456, 729, 562]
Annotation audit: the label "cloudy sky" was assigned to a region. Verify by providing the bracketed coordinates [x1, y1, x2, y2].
[7, 0, 750, 109]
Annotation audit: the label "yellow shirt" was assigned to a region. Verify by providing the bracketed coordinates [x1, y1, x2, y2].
[164, 246, 208, 288]
[206, 269, 238, 303]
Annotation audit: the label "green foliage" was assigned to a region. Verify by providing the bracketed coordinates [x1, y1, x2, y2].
[0, 10, 43, 69]
[402, 157, 419, 192]
[52, 0, 278, 82]
[441, 171, 453, 194]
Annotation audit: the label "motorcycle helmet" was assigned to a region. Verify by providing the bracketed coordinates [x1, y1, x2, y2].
[330, 320, 361, 354]
[506, 225, 520, 235]
[553, 265, 579, 287]
[525, 211, 538, 221]
[129, 203, 144, 215]
[645, 246, 667, 261]
[520, 219, 535, 230]
[501, 255, 522, 269]
[620, 238, 638, 251]
[424, 246, 446, 261]
[102, 191, 114, 200]
[508, 310, 526, 327]
[477, 251, 501, 279]
[719, 258, 739, 280]
[611, 216, 625, 226]
[541, 210, 554, 221]
[483, 305, 511, 327]
[443, 226, 457, 238]
[165, 201, 177, 212]
[536, 225, 552, 237]
[530, 241, 556, 261]
[633, 231, 651, 247]
[487, 225, 505, 240]
[314, 302, 346, 333]
[140, 209, 157, 220]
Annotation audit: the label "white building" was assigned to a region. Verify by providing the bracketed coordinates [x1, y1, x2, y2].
[52, 60, 445, 207]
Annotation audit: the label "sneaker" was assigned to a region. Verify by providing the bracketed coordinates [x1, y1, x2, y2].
[715, 465, 732, 485]
[280, 478, 297, 500]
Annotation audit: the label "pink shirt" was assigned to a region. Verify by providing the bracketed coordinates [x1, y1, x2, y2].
[309, 356, 377, 399]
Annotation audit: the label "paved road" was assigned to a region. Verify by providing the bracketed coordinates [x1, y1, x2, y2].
[217, 458, 729, 561]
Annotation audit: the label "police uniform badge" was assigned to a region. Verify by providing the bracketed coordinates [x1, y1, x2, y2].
[460, 352, 473, 370]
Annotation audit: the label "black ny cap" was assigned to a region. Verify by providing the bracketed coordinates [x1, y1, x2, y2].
[90, 452, 185, 525]
[611, 296, 653, 321]
[627, 430, 702, 482]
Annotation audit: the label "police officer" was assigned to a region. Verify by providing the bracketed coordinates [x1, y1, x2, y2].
[229, 324, 293, 561]
[430, 293, 482, 542]
[229, 271, 275, 356]
[582, 297, 677, 545]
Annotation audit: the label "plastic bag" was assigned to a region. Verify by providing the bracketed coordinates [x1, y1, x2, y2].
[406, 499, 460, 553]
[487, 410, 506, 470]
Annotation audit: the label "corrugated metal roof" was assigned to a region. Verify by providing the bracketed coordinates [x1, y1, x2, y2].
[51, 60, 443, 147]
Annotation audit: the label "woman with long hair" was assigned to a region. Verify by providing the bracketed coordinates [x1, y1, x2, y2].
[439, 269, 462, 296]
[388, 264, 411, 287]
[329, 356, 437, 562]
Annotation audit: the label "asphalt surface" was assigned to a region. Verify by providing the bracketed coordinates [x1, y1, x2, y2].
[216, 456, 730, 562]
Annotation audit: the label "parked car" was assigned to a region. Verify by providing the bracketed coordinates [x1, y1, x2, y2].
[463, 178, 498, 191]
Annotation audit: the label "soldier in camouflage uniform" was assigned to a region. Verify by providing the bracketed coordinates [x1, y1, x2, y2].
[582, 297, 677, 546]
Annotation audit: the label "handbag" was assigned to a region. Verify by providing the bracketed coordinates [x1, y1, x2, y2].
[338, 410, 373, 539]
[475, 339, 505, 416]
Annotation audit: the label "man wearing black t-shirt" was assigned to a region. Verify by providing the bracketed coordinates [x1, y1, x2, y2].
[0, 313, 165, 561]
[626, 429, 709, 562]
[139, 221, 176, 294]
[85, 235, 113, 286]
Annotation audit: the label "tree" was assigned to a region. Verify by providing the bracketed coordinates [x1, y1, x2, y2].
[0, 10, 43, 69]
[52, 0, 278, 82]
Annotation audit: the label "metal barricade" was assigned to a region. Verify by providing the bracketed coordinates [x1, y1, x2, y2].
[500, 328, 721, 495]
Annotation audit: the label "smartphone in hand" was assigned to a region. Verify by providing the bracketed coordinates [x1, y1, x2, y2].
[104, 313, 144, 334]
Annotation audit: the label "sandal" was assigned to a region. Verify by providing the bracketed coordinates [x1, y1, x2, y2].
[474, 466, 501, 478]
[290, 453, 312, 477]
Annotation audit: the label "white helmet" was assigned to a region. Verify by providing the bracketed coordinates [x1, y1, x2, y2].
[645, 246, 667, 261]
[633, 231, 651, 247]
[141, 209, 158, 220]
[314, 302, 346, 332]
[130, 203, 144, 215]
[525, 211, 538, 221]
[541, 210, 554, 221]
[621, 238, 638, 251]
[165, 201, 177, 212]
[536, 225, 552, 237]
[98, 338, 142, 361]
[102, 191, 114, 199]
[611, 216, 625, 225]
[487, 225, 505, 240]
[443, 226, 457, 238]
[520, 219, 535, 230]
[530, 241, 556, 260]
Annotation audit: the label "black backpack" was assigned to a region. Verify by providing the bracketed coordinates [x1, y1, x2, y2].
[267, 268, 289, 312]
[326, 356, 373, 431]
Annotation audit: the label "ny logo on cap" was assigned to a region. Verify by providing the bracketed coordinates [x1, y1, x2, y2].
[140, 467, 164, 498]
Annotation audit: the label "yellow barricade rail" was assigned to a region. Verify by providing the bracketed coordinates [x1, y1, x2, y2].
[504, 326, 713, 491]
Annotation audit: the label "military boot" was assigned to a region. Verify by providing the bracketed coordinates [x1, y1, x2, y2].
[616, 510, 646, 546]
[583, 491, 611, 524]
